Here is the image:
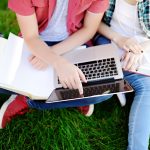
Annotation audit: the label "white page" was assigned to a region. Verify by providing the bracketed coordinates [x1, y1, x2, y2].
[0, 37, 7, 58]
[0, 33, 23, 84]
[9, 43, 56, 99]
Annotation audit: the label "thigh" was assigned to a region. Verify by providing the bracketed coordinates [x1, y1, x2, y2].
[28, 95, 113, 110]
[124, 71, 150, 94]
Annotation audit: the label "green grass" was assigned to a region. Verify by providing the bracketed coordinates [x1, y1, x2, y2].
[0, 2, 132, 150]
[0, 98, 131, 150]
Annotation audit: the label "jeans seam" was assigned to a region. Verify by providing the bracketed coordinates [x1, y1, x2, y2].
[130, 86, 144, 150]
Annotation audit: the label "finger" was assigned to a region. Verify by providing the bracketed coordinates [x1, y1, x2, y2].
[120, 53, 126, 61]
[128, 44, 141, 54]
[30, 57, 38, 65]
[77, 68, 87, 83]
[123, 45, 130, 52]
[138, 53, 143, 65]
[71, 78, 78, 89]
[64, 79, 73, 89]
[75, 76, 83, 95]
[60, 80, 68, 89]
[33, 59, 43, 70]
[137, 44, 144, 53]
[125, 54, 135, 70]
[130, 60, 138, 71]
[28, 55, 35, 62]
[132, 44, 141, 54]
[134, 54, 142, 71]
[123, 53, 131, 69]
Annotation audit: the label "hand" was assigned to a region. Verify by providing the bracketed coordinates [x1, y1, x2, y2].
[53, 58, 87, 94]
[140, 40, 150, 52]
[114, 36, 143, 54]
[28, 55, 49, 70]
[121, 51, 143, 71]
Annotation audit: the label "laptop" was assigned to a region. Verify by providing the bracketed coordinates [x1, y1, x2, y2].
[46, 44, 133, 103]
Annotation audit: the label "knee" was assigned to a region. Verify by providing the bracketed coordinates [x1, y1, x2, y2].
[134, 79, 150, 95]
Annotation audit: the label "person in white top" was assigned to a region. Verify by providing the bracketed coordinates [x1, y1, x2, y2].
[94, 0, 150, 150]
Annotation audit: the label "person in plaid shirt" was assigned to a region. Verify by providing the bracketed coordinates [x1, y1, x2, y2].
[94, 0, 150, 150]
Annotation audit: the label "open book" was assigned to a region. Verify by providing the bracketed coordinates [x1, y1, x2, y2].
[0, 33, 55, 100]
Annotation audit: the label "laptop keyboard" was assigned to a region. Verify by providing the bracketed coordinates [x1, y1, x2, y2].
[76, 58, 118, 80]
[59, 82, 119, 100]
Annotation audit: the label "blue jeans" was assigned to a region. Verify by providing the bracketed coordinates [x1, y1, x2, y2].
[94, 35, 150, 150]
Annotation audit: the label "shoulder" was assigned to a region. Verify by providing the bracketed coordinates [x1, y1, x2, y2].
[8, 0, 34, 16]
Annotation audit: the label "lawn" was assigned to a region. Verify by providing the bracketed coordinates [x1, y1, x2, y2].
[0, 1, 132, 150]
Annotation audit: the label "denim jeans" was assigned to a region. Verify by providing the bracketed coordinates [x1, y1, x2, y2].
[94, 35, 150, 150]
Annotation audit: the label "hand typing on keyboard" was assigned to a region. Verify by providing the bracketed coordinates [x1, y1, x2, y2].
[54, 58, 87, 94]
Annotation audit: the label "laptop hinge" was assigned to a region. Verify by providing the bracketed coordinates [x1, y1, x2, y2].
[82, 78, 117, 86]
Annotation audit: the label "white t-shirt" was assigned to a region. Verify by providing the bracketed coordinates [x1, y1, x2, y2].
[110, 0, 149, 58]
[110, 0, 149, 43]
[40, 0, 69, 41]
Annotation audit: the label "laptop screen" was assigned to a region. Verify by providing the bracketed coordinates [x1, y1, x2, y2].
[46, 79, 133, 103]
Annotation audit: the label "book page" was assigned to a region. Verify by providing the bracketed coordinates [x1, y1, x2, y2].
[0, 37, 7, 58]
[0, 33, 23, 84]
[8, 43, 56, 99]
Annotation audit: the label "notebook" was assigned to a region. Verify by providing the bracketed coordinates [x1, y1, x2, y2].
[0, 33, 90, 100]
[46, 44, 133, 103]
[0, 33, 56, 100]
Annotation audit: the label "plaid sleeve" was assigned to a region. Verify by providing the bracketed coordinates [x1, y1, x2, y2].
[138, 1, 150, 38]
[102, 0, 115, 26]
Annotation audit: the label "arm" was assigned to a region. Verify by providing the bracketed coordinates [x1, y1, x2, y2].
[17, 11, 103, 57]
[16, 13, 86, 94]
[16, 12, 103, 94]
[98, 22, 143, 71]
[98, 22, 143, 54]
[52, 11, 104, 55]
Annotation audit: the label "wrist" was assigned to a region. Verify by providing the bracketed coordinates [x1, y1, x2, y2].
[52, 55, 66, 70]
[111, 34, 122, 44]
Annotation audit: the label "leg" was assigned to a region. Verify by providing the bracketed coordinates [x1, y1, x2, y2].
[27, 95, 113, 110]
[93, 34, 111, 46]
[124, 71, 150, 150]
[0, 88, 17, 95]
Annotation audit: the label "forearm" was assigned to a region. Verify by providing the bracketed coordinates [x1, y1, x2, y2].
[52, 27, 97, 55]
[25, 36, 61, 66]
[98, 22, 122, 43]
[52, 12, 104, 55]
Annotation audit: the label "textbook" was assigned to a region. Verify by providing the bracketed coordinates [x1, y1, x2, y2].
[0, 33, 55, 100]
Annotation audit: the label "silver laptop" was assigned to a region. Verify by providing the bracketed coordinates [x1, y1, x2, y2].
[46, 44, 133, 103]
